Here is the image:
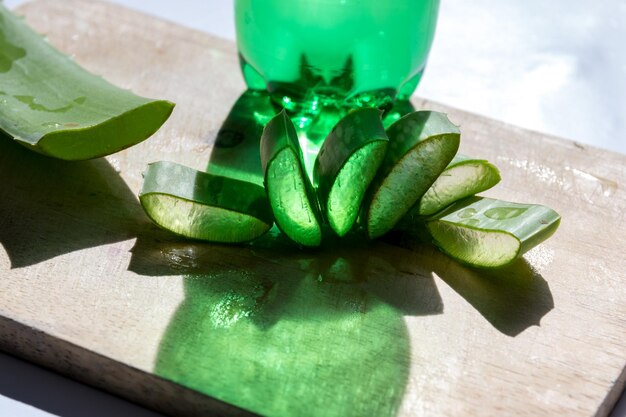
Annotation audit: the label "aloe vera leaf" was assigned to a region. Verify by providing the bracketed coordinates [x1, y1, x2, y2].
[0, 5, 174, 160]
[366, 111, 460, 239]
[139, 161, 273, 243]
[426, 196, 561, 268]
[314, 108, 389, 236]
[416, 154, 501, 216]
[261, 110, 322, 247]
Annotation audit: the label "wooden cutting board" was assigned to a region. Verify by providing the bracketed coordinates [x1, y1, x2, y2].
[1, 1, 625, 416]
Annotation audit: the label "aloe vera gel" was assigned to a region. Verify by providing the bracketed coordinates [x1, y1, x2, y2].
[367, 111, 460, 238]
[427, 197, 561, 268]
[140, 162, 273, 243]
[314, 108, 388, 236]
[261, 111, 322, 247]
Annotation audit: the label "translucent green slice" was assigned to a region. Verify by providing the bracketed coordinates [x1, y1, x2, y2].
[261, 110, 322, 247]
[0, 5, 174, 160]
[325, 142, 387, 236]
[266, 148, 322, 246]
[427, 197, 561, 268]
[314, 108, 389, 236]
[366, 111, 460, 239]
[417, 154, 501, 216]
[139, 161, 273, 243]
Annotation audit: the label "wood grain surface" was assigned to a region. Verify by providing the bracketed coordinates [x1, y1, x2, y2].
[1, 1, 625, 416]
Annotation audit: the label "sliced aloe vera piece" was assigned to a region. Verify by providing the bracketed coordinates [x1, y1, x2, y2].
[314, 108, 388, 236]
[139, 161, 273, 242]
[366, 111, 460, 239]
[261, 110, 322, 247]
[0, 5, 174, 160]
[417, 154, 501, 216]
[427, 197, 561, 268]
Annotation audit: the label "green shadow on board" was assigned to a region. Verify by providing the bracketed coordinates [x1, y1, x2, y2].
[145, 236, 442, 417]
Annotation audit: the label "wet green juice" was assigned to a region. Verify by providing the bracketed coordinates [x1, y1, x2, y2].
[235, 0, 439, 112]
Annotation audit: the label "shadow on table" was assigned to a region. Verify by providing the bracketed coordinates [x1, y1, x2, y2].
[127, 91, 554, 417]
[388, 232, 555, 336]
[130, 231, 441, 417]
[437, 258, 554, 336]
[0, 133, 148, 269]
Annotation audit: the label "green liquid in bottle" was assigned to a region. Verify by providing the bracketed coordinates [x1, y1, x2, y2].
[235, 0, 440, 113]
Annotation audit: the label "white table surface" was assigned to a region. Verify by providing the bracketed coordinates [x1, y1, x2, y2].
[2, 0, 625, 416]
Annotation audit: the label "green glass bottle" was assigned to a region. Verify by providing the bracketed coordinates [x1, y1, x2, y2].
[235, 0, 440, 113]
